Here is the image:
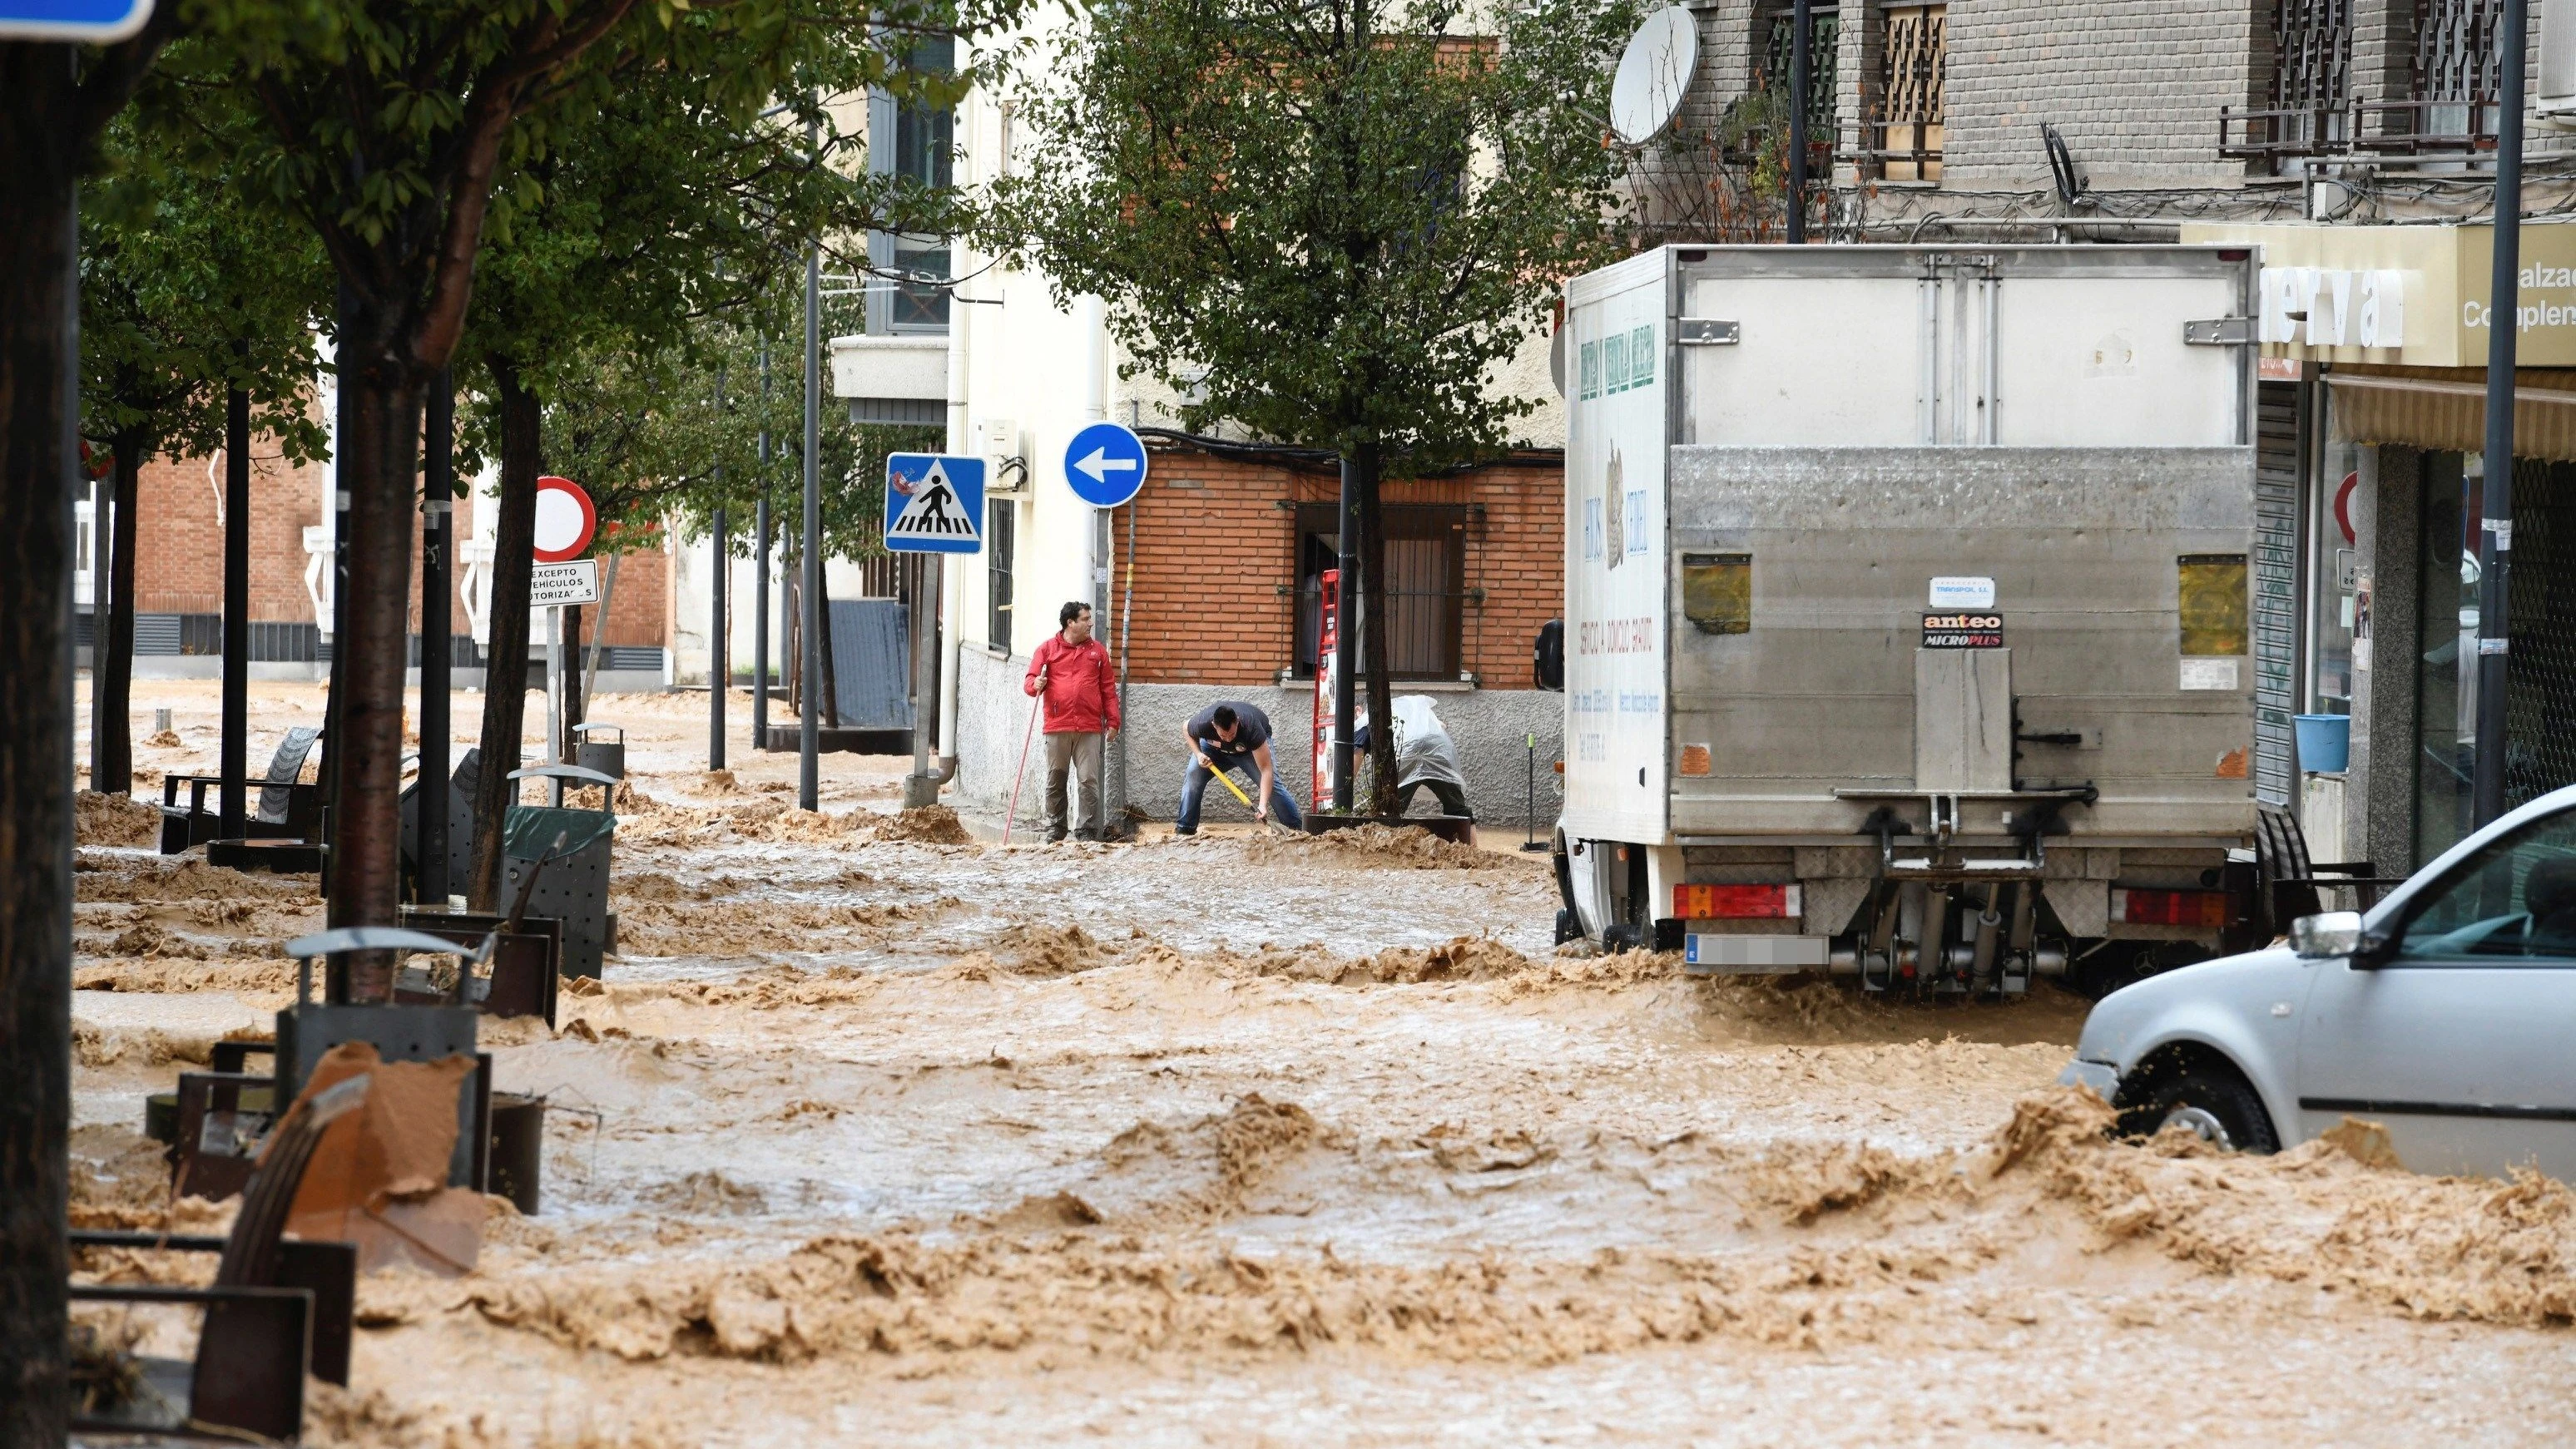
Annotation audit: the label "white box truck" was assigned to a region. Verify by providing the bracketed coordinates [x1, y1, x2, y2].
[1553, 244, 2271, 995]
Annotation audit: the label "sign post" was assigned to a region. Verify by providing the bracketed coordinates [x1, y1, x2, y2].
[884, 454, 986, 803]
[532, 477, 597, 807]
[1063, 425, 1151, 828]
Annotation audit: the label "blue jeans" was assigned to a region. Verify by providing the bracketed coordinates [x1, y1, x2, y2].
[1177, 759, 1303, 833]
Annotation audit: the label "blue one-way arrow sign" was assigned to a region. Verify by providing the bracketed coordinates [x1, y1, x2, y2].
[0, 0, 154, 40]
[1063, 421, 1148, 508]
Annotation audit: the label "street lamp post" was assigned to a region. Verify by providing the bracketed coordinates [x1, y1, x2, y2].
[2474, 0, 2529, 828]
[754, 344, 770, 753]
[710, 366, 726, 773]
[800, 151, 824, 811]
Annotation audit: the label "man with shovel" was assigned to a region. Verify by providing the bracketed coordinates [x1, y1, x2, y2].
[1023, 601, 1120, 842]
[1175, 701, 1302, 835]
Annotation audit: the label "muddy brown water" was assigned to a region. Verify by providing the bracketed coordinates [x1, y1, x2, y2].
[66, 684, 2576, 1447]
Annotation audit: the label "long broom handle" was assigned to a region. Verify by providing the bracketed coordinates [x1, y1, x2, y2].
[1000, 667, 1047, 845]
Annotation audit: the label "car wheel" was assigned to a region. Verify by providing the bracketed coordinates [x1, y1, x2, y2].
[2118, 1065, 2280, 1154]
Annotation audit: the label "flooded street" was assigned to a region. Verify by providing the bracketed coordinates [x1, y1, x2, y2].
[69, 685, 2576, 1447]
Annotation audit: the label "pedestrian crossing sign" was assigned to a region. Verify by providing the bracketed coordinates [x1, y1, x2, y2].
[884, 453, 986, 554]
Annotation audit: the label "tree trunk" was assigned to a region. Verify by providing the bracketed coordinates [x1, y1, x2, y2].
[468, 360, 541, 912]
[322, 319, 425, 1001]
[91, 428, 143, 797]
[1353, 447, 1399, 819]
[0, 51, 82, 1443]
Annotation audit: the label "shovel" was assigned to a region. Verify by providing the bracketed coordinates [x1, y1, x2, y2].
[1205, 763, 1293, 835]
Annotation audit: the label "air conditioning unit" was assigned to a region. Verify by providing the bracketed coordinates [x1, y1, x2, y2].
[976, 417, 1027, 492]
[2542, 0, 2576, 126]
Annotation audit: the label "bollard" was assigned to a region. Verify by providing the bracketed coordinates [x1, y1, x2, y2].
[1519, 732, 1548, 852]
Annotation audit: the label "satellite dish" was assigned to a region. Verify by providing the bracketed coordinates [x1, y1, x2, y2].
[1610, 6, 1698, 146]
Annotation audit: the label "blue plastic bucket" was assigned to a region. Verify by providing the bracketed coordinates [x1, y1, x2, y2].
[2294, 713, 2351, 774]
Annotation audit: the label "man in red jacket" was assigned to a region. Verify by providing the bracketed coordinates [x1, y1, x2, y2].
[1024, 601, 1121, 842]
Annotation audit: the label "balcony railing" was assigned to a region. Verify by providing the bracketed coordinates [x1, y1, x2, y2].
[2220, 95, 2498, 161]
[1842, 120, 1943, 181]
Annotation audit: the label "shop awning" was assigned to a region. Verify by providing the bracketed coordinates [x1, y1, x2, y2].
[2327, 367, 2576, 462]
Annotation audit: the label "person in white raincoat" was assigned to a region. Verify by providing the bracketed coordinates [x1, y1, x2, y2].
[1355, 695, 1477, 845]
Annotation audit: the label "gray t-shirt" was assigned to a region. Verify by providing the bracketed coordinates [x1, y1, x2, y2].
[1187, 702, 1272, 764]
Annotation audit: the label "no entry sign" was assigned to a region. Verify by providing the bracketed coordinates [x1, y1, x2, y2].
[533, 476, 597, 562]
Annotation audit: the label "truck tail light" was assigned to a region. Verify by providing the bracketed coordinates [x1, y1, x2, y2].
[1674, 883, 1801, 920]
[2112, 888, 2232, 928]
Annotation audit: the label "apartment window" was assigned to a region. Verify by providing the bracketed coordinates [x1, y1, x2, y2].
[1292, 503, 1466, 680]
[1757, 7, 1840, 145]
[1869, 5, 1944, 181]
[2223, 0, 2353, 162]
[2405, 0, 2504, 150]
[987, 497, 1015, 654]
[868, 37, 956, 334]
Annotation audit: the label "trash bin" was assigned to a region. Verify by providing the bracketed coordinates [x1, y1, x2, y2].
[488, 1092, 546, 1214]
[572, 724, 625, 783]
[500, 803, 614, 979]
[2294, 713, 2350, 774]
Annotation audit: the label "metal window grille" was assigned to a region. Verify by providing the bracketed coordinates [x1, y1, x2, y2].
[2222, 0, 2353, 159]
[2254, 382, 2302, 805]
[988, 497, 1016, 654]
[1869, 5, 1944, 181]
[1758, 9, 1840, 141]
[2405, 0, 2504, 148]
[2507, 458, 2576, 809]
[2274, 0, 2352, 115]
[1291, 502, 1465, 680]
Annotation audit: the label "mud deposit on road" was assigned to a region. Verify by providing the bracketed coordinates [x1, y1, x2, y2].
[67, 686, 2576, 1447]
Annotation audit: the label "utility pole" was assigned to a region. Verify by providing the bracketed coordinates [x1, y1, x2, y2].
[2474, 0, 2529, 828]
[219, 382, 250, 836]
[800, 125, 824, 810]
[754, 343, 770, 753]
[419, 369, 454, 906]
[1786, 0, 1811, 245]
[710, 367, 726, 773]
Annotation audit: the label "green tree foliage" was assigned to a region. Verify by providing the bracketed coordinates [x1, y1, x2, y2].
[430, 27, 975, 904]
[995, 0, 1634, 809]
[623, 302, 940, 566]
[78, 118, 331, 789]
[998, 0, 1632, 463]
[80, 121, 329, 466]
[128, 0, 1020, 964]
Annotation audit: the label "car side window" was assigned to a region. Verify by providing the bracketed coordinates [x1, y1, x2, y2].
[2392, 809, 2576, 963]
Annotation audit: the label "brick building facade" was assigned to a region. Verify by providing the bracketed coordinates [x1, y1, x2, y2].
[1641, 0, 2576, 239]
[1104, 446, 1560, 690]
[945, 436, 1566, 827]
[97, 437, 671, 677]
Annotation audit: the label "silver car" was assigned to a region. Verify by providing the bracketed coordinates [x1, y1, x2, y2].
[2063, 784, 2576, 1180]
